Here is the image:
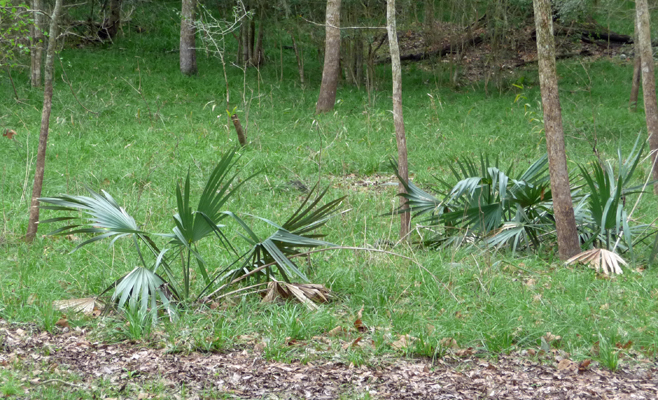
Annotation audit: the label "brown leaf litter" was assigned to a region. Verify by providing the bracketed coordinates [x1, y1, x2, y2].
[1, 322, 657, 399]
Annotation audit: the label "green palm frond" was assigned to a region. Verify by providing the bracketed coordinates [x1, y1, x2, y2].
[171, 147, 256, 247]
[166, 147, 257, 296]
[204, 186, 344, 298]
[39, 187, 144, 251]
[575, 132, 650, 255]
[108, 266, 176, 325]
[390, 154, 554, 252]
[389, 159, 443, 221]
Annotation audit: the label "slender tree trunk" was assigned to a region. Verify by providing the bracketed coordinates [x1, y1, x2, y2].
[630, 18, 641, 111]
[26, 0, 63, 242]
[291, 33, 304, 87]
[30, 0, 44, 88]
[242, 22, 249, 67]
[387, 0, 410, 240]
[248, 19, 256, 65]
[180, 0, 197, 76]
[316, 0, 341, 113]
[355, 35, 363, 88]
[236, 30, 243, 64]
[636, 0, 658, 193]
[231, 114, 247, 146]
[533, 0, 580, 259]
[106, 0, 122, 39]
[254, 12, 264, 66]
[630, 54, 642, 111]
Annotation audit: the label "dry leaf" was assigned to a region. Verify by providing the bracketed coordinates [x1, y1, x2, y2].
[55, 317, 69, 328]
[327, 326, 345, 337]
[253, 340, 266, 353]
[391, 334, 410, 350]
[578, 359, 592, 372]
[341, 337, 362, 350]
[590, 341, 600, 356]
[616, 340, 633, 349]
[557, 358, 576, 372]
[354, 318, 367, 333]
[525, 278, 536, 287]
[439, 337, 458, 349]
[3, 129, 16, 139]
[566, 248, 626, 275]
[544, 332, 561, 343]
[455, 347, 474, 357]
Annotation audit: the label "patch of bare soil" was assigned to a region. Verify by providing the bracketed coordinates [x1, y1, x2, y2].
[329, 173, 398, 193]
[2, 323, 657, 399]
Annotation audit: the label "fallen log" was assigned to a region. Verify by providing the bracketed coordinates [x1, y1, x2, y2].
[378, 34, 484, 63]
[554, 24, 633, 44]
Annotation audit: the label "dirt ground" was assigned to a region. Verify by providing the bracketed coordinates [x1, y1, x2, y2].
[2, 323, 657, 400]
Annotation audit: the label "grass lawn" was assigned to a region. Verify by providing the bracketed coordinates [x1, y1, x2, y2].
[1, 3, 658, 398]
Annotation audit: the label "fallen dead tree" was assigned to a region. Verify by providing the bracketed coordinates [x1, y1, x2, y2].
[378, 34, 484, 63]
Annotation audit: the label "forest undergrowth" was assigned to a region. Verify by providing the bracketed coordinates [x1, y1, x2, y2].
[1, 2, 658, 398]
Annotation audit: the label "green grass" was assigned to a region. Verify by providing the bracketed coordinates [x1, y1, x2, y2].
[1, 4, 658, 397]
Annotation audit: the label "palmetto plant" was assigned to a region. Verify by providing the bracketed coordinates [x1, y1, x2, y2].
[200, 185, 346, 300]
[392, 154, 556, 252]
[39, 148, 344, 323]
[392, 134, 653, 265]
[39, 187, 179, 320]
[576, 133, 650, 256]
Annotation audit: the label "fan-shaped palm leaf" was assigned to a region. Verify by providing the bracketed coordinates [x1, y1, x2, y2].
[202, 185, 344, 298]
[107, 266, 176, 324]
[566, 248, 626, 275]
[39, 187, 144, 251]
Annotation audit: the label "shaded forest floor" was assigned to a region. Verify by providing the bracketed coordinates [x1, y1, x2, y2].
[2, 322, 657, 399]
[391, 18, 633, 84]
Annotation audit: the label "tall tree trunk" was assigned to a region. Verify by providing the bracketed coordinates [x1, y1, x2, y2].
[236, 29, 243, 64]
[630, 17, 641, 111]
[630, 54, 642, 111]
[242, 22, 249, 67]
[355, 35, 363, 88]
[636, 0, 658, 193]
[180, 0, 197, 76]
[291, 33, 304, 87]
[26, 0, 63, 242]
[316, 0, 341, 113]
[106, 0, 122, 39]
[30, 0, 44, 87]
[248, 19, 256, 65]
[387, 0, 410, 240]
[533, 0, 580, 260]
[254, 12, 264, 66]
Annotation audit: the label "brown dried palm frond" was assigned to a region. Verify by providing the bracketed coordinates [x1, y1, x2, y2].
[565, 248, 626, 275]
[261, 281, 333, 310]
[52, 297, 104, 315]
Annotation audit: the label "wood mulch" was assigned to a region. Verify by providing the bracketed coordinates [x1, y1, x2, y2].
[1, 322, 657, 399]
